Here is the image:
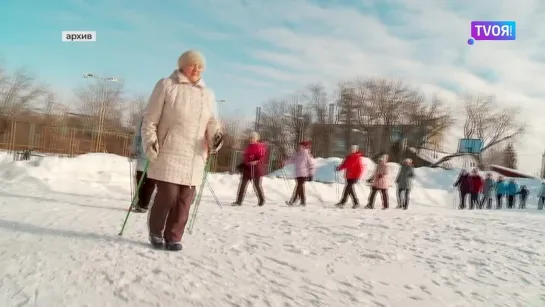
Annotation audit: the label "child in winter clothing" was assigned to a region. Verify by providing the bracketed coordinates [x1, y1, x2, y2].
[495, 176, 508, 209]
[395, 158, 415, 210]
[517, 185, 529, 209]
[538, 182, 545, 210]
[481, 173, 495, 209]
[232, 131, 266, 207]
[365, 154, 390, 209]
[284, 141, 315, 206]
[506, 179, 519, 209]
[130, 118, 156, 213]
[468, 168, 484, 210]
[453, 170, 471, 209]
[335, 145, 365, 209]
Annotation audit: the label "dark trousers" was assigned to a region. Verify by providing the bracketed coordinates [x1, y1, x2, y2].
[290, 177, 307, 204]
[496, 194, 504, 209]
[340, 179, 359, 204]
[135, 171, 155, 209]
[368, 187, 388, 209]
[148, 180, 196, 243]
[507, 195, 515, 209]
[235, 176, 265, 204]
[459, 191, 468, 209]
[519, 196, 527, 209]
[469, 193, 480, 209]
[397, 188, 410, 209]
[538, 197, 545, 210]
[480, 196, 493, 209]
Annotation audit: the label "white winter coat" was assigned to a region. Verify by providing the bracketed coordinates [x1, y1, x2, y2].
[141, 70, 221, 186]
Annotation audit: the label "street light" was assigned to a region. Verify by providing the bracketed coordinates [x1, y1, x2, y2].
[81, 73, 118, 152]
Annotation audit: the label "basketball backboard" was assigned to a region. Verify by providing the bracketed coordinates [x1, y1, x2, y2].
[457, 138, 483, 154]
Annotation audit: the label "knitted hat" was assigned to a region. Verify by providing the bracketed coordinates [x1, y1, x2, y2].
[350, 145, 359, 152]
[299, 141, 311, 148]
[178, 50, 205, 69]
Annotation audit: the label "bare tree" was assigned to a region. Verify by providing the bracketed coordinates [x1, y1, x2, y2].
[0, 68, 49, 115]
[40, 93, 69, 125]
[127, 94, 147, 130]
[74, 79, 125, 151]
[431, 94, 525, 167]
[75, 79, 125, 129]
[403, 94, 455, 150]
[482, 145, 504, 165]
[335, 82, 358, 153]
[258, 99, 292, 158]
[303, 84, 333, 157]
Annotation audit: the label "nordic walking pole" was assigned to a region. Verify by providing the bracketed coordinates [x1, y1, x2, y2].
[187, 155, 214, 234]
[310, 182, 325, 207]
[118, 160, 149, 236]
[206, 179, 222, 208]
[281, 167, 290, 193]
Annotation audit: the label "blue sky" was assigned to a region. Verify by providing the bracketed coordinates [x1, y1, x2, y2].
[1, 0, 545, 172]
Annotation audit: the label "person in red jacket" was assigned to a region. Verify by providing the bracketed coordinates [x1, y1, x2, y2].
[232, 131, 266, 206]
[468, 168, 484, 210]
[334, 145, 365, 208]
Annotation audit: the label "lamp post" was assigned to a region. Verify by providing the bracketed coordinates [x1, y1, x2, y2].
[82, 73, 118, 152]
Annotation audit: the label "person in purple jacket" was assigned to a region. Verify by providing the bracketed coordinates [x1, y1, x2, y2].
[453, 169, 472, 209]
[283, 141, 315, 207]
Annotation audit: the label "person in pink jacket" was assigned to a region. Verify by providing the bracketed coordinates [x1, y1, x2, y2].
[283, 141, 315, 206]
[365, 154, 390, 209]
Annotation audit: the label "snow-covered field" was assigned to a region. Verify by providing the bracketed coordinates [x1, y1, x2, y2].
[0, 152, 544, 307]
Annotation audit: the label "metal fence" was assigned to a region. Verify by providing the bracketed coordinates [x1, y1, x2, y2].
[0, 119, 278, 174]
[0, 120, 131, 157]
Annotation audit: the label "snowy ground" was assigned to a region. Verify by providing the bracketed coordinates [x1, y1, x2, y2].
[0, 153, 544, 307]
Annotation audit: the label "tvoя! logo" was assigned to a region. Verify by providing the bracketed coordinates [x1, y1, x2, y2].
[467, 21, 516, 45]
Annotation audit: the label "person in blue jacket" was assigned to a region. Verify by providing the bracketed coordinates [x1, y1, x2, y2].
[506, 178, 519, 209]
[130, 117, 156, 213]
[495, 176, 508, 209]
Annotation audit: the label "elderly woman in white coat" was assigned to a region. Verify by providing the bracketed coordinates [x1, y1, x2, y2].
[141, 50, 223, 251]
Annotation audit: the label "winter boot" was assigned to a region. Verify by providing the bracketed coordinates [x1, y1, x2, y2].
[257, 200, 265, 207]
[133, 206, 148, 213]
[352, 203, 360, 209]
[285, 200, 295, 206]
[149, 235, 164, 249]
[335, 202, 345, 208]
[231, 202, 242, 206]
[165, 242, 183, 251]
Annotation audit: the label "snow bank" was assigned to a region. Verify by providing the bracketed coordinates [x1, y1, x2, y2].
[0, 153, 133, 197]
[0, 153, 542, 204]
